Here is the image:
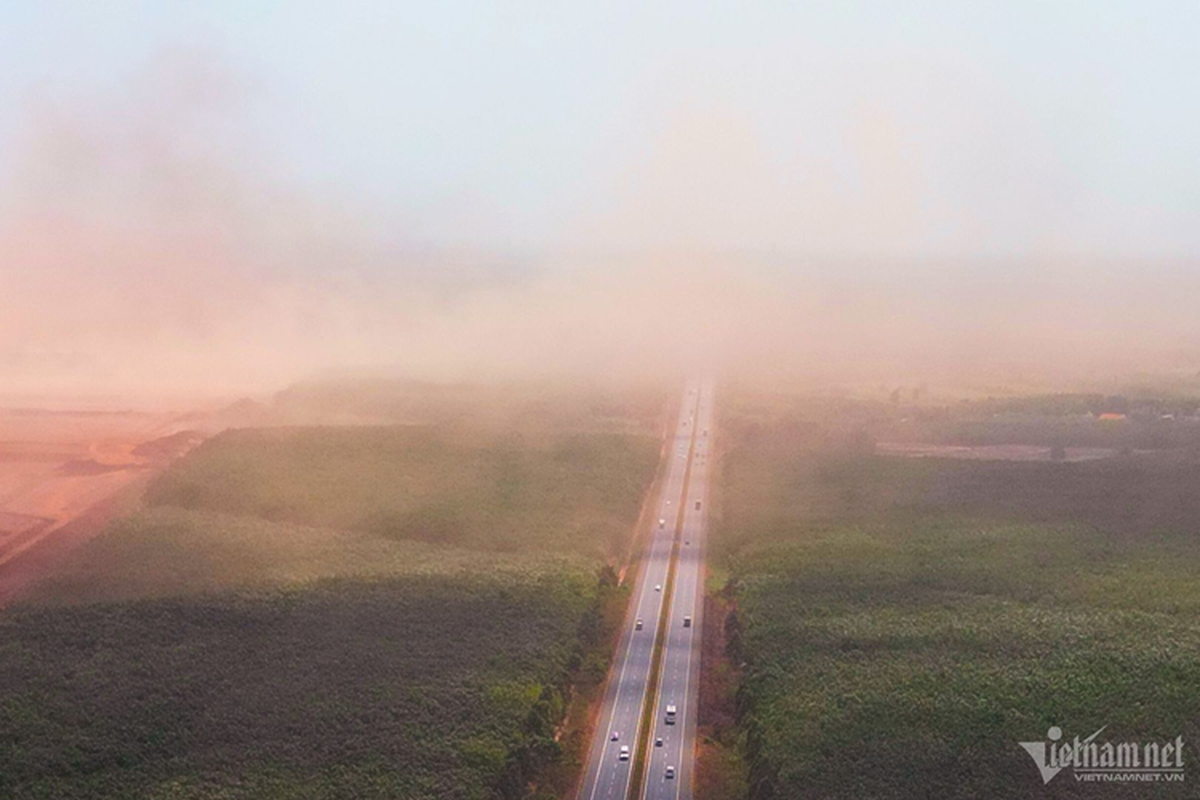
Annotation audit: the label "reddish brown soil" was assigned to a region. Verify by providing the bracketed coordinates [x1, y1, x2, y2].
[0, 475, 149, 606]
[0, 406, 207, 605]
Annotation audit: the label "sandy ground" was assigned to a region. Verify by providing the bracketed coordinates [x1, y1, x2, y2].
[0, 405, 206, 598]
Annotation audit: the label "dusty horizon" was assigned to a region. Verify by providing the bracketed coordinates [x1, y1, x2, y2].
[4, 5, 1199, 402]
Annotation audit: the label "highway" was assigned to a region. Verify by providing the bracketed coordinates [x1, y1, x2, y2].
[576, 379, 714, 800]
[642, 378, 713, 798]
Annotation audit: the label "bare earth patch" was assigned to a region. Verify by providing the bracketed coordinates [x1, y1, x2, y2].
[0, 405, 206, 600]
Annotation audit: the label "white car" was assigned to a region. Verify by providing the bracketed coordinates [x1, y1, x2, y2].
[635, 619, 644, 630]
[611, 731, 620, 741]
[655, 737, 664, 747]
[655, 584, 662, 592]
[665, 765, 676, 779]
[619, 745, 630, 761]
[658, 518, 665, 528]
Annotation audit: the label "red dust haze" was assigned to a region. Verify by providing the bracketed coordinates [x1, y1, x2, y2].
[4, 53, 1199, 403]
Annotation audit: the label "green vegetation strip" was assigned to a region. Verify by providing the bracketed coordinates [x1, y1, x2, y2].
[717, 395, 1200, 799]
[3, 419, 664, 799]
[146, 426, 660, 559]
[1, 572, 593, 799]
[630, 403, 701, 800]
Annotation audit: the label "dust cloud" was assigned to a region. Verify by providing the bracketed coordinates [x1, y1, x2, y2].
[3, 51, 1198, 404]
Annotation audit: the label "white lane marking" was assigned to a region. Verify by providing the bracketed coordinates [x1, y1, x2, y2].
[588, 405, 694, 800]
[587, 385, 705, 800]
[642, 444, 707, 798]
[657, 387, 713, 800]
[626, 395, 702, 798]
[593, 394, 699, 799]
[671, 390, 712, 800]
[635, 391, 705, 798]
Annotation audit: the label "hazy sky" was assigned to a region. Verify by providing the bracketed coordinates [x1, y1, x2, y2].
[3, 3, 1200, 399]
[3, 1, 1198, 258]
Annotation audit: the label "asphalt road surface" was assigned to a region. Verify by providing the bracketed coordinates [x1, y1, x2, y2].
[576, 379, 714, 800]
[642, 379, 713, 799]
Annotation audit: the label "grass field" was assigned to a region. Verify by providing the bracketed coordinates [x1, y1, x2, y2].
[146, 426, 660, 558]
[270, 379, 667, 439]
[717, 394, 1200, 798]
[28, 507, 597, 605]
[2, 410, 661, 799]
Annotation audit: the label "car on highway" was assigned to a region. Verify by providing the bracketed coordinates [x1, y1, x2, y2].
[658, 518, 666, 528]
[695, 500, 702, 510]
[665, 766, 676, 779]
[685, 539, 690, 545]
[619, 745, 630, 761]
[655, 584, 662, 592]
[611, 730, 620, 741]
[665, 704, 677, 724]
[655, 737, 663, 747]
[635, 618, 643, 630]
[683, 616, 692, 628]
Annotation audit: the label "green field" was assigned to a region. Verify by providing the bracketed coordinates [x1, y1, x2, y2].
[27, 506, 598, 606]
[718, 395, 1200, 798]
[146, 426, 659, 558]
[1, 572, 592, 799]
[2, 413, 659, 799]
[269, 379, 667, 439]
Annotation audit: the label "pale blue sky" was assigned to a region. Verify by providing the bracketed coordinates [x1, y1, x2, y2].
[3, 1, 1198, 257]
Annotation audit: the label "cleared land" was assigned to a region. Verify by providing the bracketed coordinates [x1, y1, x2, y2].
[0, 407, 197, 527]
[1, 394, 662, 799]
[716, 391, 1200, 798]
[0, 406, 204, 600]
